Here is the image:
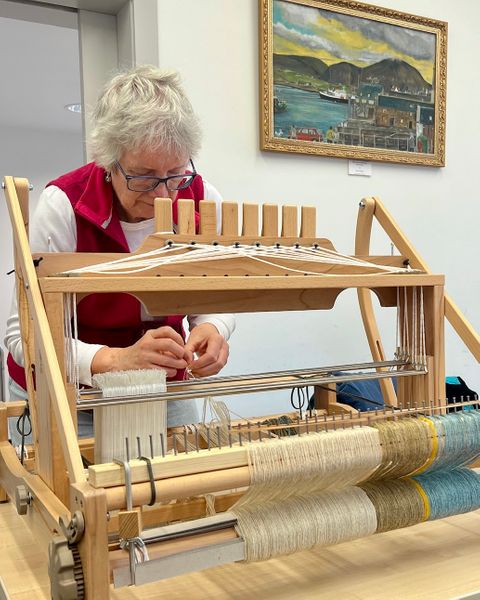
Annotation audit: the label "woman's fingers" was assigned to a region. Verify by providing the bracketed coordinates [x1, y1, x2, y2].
[189, 337, 229, 377]
[149, 326, 185, 346]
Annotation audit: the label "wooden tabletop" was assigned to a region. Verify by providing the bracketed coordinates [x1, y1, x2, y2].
[1, 501, 479, 600]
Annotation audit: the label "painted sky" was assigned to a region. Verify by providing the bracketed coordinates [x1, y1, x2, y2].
[273, 0, 436, 84]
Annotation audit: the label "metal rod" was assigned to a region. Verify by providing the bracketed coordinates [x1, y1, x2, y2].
[165, 359, 408, 386]
[77, 364, 422, 409]
[142, 517, 238, 545]
[159, 433, 165, 458]
[80, 359, 408, 397]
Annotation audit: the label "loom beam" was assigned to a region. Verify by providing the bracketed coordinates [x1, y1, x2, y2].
[4, 179, 473, 598]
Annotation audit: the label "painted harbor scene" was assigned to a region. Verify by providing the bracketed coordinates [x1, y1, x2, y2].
[272, 0, 437, 154]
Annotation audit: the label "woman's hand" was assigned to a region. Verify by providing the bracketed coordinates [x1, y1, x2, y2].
[184, 323, 229, 377]
[91, 326, 188, 378]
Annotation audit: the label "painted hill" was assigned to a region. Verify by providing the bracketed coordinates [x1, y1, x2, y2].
[274, 54, 432, 93]
[273, 53, 328, 78]
[361, 59, 431, 92]
[325, 61, 361, 87]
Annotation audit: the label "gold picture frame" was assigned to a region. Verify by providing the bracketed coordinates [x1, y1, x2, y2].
[260, 0, 447, 166]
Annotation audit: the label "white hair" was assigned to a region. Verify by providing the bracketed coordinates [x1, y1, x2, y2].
[88, 65, 202, 169]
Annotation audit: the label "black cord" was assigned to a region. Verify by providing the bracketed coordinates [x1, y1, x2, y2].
[81, 455, 92, 468]
[290, 386, 307, 420]
[16, 405, 32, 465]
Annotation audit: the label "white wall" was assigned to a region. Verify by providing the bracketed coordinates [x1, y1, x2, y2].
[0, 127, 83, 398]
[155, 0, 479, 416]
[0, 126, 84, 391]
[0, 11, 83, 402]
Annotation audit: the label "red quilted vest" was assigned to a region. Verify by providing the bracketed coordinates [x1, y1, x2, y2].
[8, 162, 205, 388]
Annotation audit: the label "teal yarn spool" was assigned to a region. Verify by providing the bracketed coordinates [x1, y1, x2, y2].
[413, 468, 480, 520]
[424, 409, 480, 472]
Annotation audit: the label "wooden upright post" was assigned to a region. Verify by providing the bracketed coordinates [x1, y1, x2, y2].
[36, 292, 77, 506]
[71, 483, 110, 599]
[355, 198, 398, 407]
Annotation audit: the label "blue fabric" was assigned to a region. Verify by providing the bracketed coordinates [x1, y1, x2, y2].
[334, 372, 397, 411]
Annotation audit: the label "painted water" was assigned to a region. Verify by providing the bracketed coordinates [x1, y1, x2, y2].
[274, 85, 349, 139]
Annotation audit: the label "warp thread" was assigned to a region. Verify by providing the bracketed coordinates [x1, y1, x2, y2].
[93, 369, 167, 463]
[233, 486, 377, 562]
[236, 427, 382, 505]
[232, 410, 480, 562]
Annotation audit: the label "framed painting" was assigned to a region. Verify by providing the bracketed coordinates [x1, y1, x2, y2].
[259, 0, 447, 166]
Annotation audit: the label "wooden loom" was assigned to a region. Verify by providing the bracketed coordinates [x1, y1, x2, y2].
[1, 175, 479, 599]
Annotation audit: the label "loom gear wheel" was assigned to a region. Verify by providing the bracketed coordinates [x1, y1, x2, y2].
[48, 536, 85, 600]
[14, 484, 30, 515]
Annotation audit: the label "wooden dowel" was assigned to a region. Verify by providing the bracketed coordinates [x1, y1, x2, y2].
[89, 445, 249, 488]
[105, 466, 251, 511]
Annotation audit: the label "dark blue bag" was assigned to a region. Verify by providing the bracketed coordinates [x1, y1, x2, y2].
[308, 374, 477, 412]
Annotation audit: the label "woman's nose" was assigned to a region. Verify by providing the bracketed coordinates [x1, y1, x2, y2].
[147, 181, 168, 198]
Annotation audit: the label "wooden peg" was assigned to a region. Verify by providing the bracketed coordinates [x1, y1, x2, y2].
[281, 205, 298, 237]
[262, 204, 278, 237]
[177, 199, 196, 235]
[221, 202, 239, 236]
[199, 201, 218, 235]
[300, 206, 316, 238]
[154, 198, 173, 233]
[242, 203, 259, 236]
[118, 508, 143, 540]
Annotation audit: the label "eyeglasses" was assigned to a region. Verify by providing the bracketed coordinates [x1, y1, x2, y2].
[115, 159, 196, 192]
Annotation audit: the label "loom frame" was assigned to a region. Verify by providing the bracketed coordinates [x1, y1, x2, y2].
[3, 175, 472, 598]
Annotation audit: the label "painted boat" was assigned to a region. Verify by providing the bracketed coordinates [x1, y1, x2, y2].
[318, 89, 349, 104]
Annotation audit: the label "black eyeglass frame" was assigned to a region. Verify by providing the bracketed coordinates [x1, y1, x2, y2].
[114, 159, 197, 192]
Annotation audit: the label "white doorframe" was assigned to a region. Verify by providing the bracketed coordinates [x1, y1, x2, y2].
[1, 0, 160, 160]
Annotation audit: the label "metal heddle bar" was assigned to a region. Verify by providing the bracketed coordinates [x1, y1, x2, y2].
[77, 359, 423, 409]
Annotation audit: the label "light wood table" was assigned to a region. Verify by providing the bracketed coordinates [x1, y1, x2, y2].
[1, 501, 479, 600]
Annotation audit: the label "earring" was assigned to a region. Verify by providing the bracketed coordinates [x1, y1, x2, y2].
[105, 171, 112, 183]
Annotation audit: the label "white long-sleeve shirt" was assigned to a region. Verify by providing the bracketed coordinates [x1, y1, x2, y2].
[4, 182, 235, 386]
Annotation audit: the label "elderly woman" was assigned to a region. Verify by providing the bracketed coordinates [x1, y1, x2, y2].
[4, 65, 235, 441]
